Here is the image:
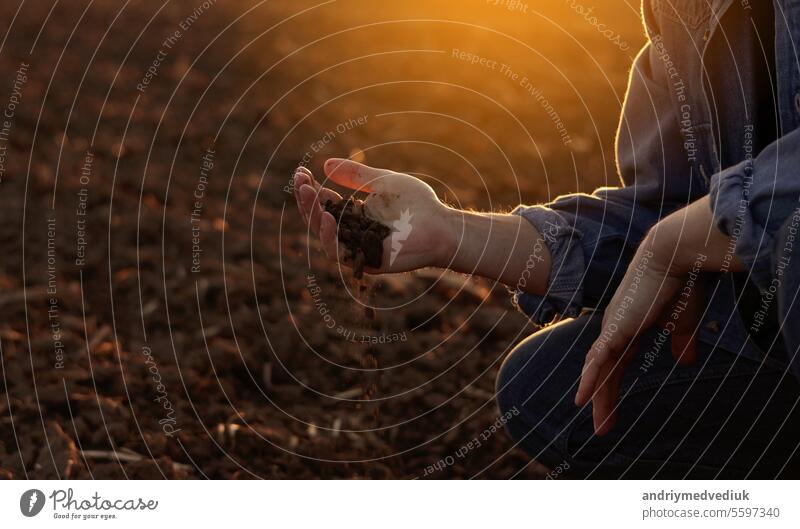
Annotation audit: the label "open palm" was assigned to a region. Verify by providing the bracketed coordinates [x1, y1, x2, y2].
[294, 158, 454, 274]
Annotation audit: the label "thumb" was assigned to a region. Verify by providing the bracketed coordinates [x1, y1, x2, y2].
[324, 158, 394, 193]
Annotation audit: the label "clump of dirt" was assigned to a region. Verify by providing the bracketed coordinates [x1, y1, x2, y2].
[324, 197, 392, 278]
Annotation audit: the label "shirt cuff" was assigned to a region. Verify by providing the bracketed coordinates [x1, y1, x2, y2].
[509, 205, 585, 325]
[709, 159, 775, 291]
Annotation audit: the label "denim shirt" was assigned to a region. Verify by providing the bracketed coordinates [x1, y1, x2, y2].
[513, 0, 800, 366]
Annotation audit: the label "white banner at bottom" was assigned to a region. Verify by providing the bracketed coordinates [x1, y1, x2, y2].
[1, 480, 796, 528]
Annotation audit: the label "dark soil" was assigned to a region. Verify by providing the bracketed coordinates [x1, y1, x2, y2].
[324, 198, 391, 278]
[0, 0, 644, 479]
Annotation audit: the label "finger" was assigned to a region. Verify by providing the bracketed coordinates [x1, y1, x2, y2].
[293, 169, 309, 216]
[575, 355, 599, 406]
[299, 184, 341, 234]
[294, 166, 322, 222]
[599, 374, 624, 436]
[575, 340, 608, 406]
[298, 184, 320, 230]
[324, 157, 394, 193]
[596, 339, 637, 435]
[592, 362, 617, 435]
[312, 187, 342, 232]
[297, 183, 316, 225]
[296, 165, 313, 179]
[319, 211, 348, 263]
[293, 166, 315, 193]
[670, 280, 704, 365]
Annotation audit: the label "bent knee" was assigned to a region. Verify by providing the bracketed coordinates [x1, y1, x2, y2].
[497, 314, 600, 408]
[495, 314, 601, 443]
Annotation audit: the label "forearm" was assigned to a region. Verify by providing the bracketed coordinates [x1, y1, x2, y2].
[441, 207, 552, 294]
[645, 195, 743, 274]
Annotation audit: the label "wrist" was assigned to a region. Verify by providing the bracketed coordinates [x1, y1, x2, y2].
[644, 196, 735, 275]
[435, 206, 465, 269]
[641, 214, 695, 276]
[434, 207, 550, 293]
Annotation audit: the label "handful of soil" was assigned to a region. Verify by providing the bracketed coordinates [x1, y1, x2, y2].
[324, 197, 391, 278]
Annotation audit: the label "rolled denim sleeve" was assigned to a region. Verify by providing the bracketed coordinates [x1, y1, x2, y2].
[709, 126, 800, 292]
[508, 37, 693, 325]
[509, 190, 660, 326]
[510, 205, 585, 325]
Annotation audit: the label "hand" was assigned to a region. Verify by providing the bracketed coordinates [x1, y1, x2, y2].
[293, 158, 455, 274]
[574, 212, 709, 436]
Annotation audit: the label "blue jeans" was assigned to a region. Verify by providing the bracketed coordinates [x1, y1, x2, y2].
[496, 310, 800, 479]
[497, 205, 800, 479]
